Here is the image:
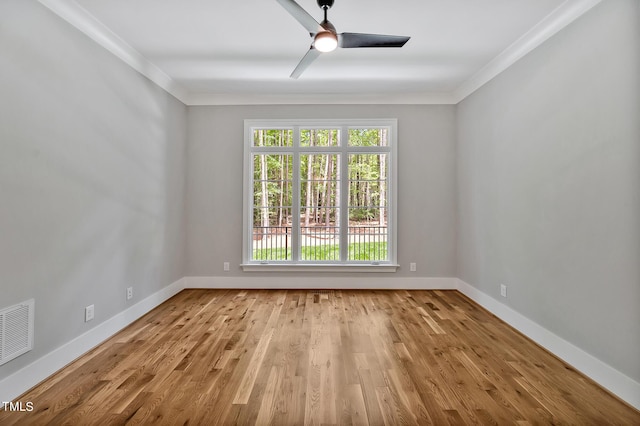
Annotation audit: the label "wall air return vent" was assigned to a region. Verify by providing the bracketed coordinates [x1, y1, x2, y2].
[0, 299, 34, 366]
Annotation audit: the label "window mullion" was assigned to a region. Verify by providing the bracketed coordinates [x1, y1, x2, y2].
[339, 126, 349, 262]
[291, 126, 300, 262]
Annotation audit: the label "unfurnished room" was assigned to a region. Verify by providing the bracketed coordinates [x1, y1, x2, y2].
[0, 0, 639, 424]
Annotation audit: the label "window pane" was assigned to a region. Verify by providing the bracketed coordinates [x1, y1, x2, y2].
[252, 210, 292, 260]
[300, 153, 340, 260]
[253, 153, 293, 183]
[348, 152, 388, 261]
[253, 129, 293, 147]
[300, 129, 340, 147]
[348, 128, 388, 147]
[348, 208, 388, 261]
[348, 154, 388, 180]
[301, 212, 340, 261]
[252, 153, 293, 261]
[253, 181, 292, 208]
[300, 153, 340, 219]
[348, 154, 388, 209]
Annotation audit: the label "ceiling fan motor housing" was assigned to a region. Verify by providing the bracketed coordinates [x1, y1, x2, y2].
[320, 19, 337, 33]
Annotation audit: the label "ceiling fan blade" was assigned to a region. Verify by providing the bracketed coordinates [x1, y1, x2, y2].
[290, 46, 321, 79]
[275, 0, 321, 34]
[339, 32, 410, 48]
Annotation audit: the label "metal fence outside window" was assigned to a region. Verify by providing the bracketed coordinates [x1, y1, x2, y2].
[252, 225, 388, 261]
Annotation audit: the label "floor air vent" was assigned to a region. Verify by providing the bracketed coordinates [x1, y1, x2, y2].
[0, 299, 34, 366]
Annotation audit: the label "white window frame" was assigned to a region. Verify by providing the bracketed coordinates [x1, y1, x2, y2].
[241, 119, 398, 272]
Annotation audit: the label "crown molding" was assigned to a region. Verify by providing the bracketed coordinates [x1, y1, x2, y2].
[184, 91, 458, 106]
[452, 0, 602, 103]
[38, 0, 189, 104]
[39, 0, 601, 106]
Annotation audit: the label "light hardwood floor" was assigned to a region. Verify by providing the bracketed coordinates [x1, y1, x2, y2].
[1, 289, 638, 425]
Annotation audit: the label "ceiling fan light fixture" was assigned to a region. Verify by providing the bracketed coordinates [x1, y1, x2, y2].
[314, 31, 338, 52]
[277, 0, 410, 77]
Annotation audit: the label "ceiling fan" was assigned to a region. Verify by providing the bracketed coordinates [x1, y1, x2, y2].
[276, 0, 411, 78]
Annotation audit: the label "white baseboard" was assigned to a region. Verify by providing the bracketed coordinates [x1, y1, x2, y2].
[183, 276, 458, 290]
[456, 278, 640, 411]
[0, 278, 186, 404]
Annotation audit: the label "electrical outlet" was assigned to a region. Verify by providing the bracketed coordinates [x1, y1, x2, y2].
[409, 262, 417, 272]
[223, 262, 230, 272]
[126, 287, 133, 300]
[500, 284, 507, 298]
[85, 304, 95, 322]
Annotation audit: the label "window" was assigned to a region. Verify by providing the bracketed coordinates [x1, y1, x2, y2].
[242, 119, 398, 271]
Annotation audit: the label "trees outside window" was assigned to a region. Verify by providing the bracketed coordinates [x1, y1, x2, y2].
[243, 119, 397, 269]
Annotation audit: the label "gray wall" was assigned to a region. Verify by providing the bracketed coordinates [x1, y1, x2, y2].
[0, 1, 187, 380]
[186, 105, 457, 278]
[456, 0, 640, 382]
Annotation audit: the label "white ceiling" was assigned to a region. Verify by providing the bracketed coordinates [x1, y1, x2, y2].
[39, 0, 601, 105]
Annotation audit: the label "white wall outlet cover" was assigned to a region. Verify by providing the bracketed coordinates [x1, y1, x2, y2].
[85, 305, 95, 322]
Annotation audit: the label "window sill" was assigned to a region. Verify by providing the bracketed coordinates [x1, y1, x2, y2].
[240, 263, 399, 273]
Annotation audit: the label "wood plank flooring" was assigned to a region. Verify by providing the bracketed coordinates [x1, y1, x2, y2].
[1, 289, 638, 425]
